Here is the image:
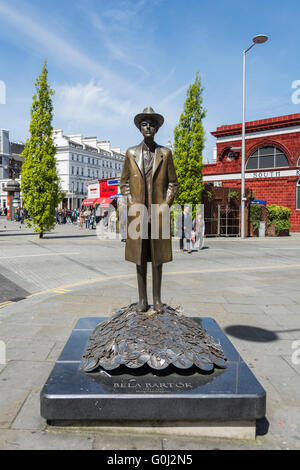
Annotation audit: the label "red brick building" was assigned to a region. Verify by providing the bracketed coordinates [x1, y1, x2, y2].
[203, 113, 300, 232]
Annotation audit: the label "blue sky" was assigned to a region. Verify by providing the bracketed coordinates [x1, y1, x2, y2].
[0, 0, 299, 160]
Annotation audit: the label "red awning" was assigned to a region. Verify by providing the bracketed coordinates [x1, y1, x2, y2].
[82, 198, 97, 206]
[94, 197, 114, 205]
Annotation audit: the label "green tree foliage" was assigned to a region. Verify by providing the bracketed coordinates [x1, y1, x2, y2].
[173, 72, 206, 209]
[267, 204, 291, 233]
[21, 61, 64, 238]
[249, 203, 262, 232]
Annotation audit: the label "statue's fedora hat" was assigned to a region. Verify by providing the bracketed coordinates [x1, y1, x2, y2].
[134, 107, 164, 129]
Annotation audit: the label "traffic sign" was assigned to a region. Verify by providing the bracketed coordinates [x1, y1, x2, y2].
[251, 199, 267, 205]
[107, 179, 120, 186]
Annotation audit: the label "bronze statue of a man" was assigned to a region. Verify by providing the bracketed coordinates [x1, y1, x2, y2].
[120, 107, 178, 312]
[81, 108, 226, 373]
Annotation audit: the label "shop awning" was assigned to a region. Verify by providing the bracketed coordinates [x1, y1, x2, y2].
[94, 197, 114, 205]
[82, 198, 97, 206]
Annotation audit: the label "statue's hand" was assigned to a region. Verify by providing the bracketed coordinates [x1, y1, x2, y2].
[128, 195, 134, 205]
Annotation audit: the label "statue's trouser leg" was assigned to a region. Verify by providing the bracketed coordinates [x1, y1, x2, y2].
[152, 263, 163, 311]
[136, 261, 148, 311]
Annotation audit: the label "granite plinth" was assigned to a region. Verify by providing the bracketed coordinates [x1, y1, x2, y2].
[40, 317, 266, 423]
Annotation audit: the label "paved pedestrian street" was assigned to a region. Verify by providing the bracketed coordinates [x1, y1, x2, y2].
[0, 219, 300, 449]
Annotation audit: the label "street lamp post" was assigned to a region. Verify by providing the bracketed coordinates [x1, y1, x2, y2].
[241, 34, 268, 239]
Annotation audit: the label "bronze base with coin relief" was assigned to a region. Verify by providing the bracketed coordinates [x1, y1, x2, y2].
[81, 304, 227, 373]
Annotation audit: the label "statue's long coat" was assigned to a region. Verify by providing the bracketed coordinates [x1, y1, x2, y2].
[120, 142, 178, 266]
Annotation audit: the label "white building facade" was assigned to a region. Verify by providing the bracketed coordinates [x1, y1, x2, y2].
[53, 129, 125, 209]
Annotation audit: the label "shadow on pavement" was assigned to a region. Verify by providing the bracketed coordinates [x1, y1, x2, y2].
[256, 416, 270, 436]
[0, 232, 37, 237]
[225, 325, 278, 342]
[44, 234, 98, 239]
[225, 325, 300, 342]
[0, 231, 98, 239]
[0, 273, 30, 303]
[190, 247, 209, 252]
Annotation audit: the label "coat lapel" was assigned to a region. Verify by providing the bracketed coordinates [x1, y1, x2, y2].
[133, 142, 144, 176]
[152, 146, 163, 178]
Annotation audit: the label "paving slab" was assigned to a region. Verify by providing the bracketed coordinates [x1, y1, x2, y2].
[0, 321, 41, 340]
[34, 325, 73, 343]
[0, 385, 29, 428]
[6, 338, 55, 361]
[93, 434, 162, 450]
[0, 429, 94, 450]
[161, 436, 283, 450]
[11, 391, 47, 431]
[224, 304, 266, 315]
[0, 361, 54, 391]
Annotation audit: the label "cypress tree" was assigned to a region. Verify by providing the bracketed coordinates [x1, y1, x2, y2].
[21, 61, 64, 238]
[173, 72, 206, 209]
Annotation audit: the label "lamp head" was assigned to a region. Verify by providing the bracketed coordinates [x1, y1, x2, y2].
[252, 34, 268, 44]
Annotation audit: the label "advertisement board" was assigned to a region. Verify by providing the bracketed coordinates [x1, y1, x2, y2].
[100, 180, 118, 198]
[87, 183, 100, 199]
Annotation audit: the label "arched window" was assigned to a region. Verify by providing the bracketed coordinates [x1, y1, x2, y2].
[246, 146, 289, 170]
[297, 180, 300, 210]
[297, 157, 300, 166]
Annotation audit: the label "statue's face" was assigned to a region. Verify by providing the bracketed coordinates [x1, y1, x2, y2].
[139, 118, 158, 138]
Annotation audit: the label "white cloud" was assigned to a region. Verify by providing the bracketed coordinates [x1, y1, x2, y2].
[0, 0, 189, 147]
[0, 0, 135, 93]
[55, 80, 133, 128]
[84, 12, 148, 76]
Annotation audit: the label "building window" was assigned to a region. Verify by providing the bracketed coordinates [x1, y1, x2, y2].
[297, 157, 300, 166]
[246, 146, 289, 170]
[297, 180, 300, 210]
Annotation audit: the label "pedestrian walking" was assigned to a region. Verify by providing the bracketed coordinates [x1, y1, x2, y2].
[109, 210, 116, 233]
[15, 206, 20, 222]
[20, 207, 24, 224]
[193, 212, 205, 251]
[176, 206, 192, 253]
[119, 199, 127, 242]
[79, 208, 84, 229]
[89, 210, 95, 230]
